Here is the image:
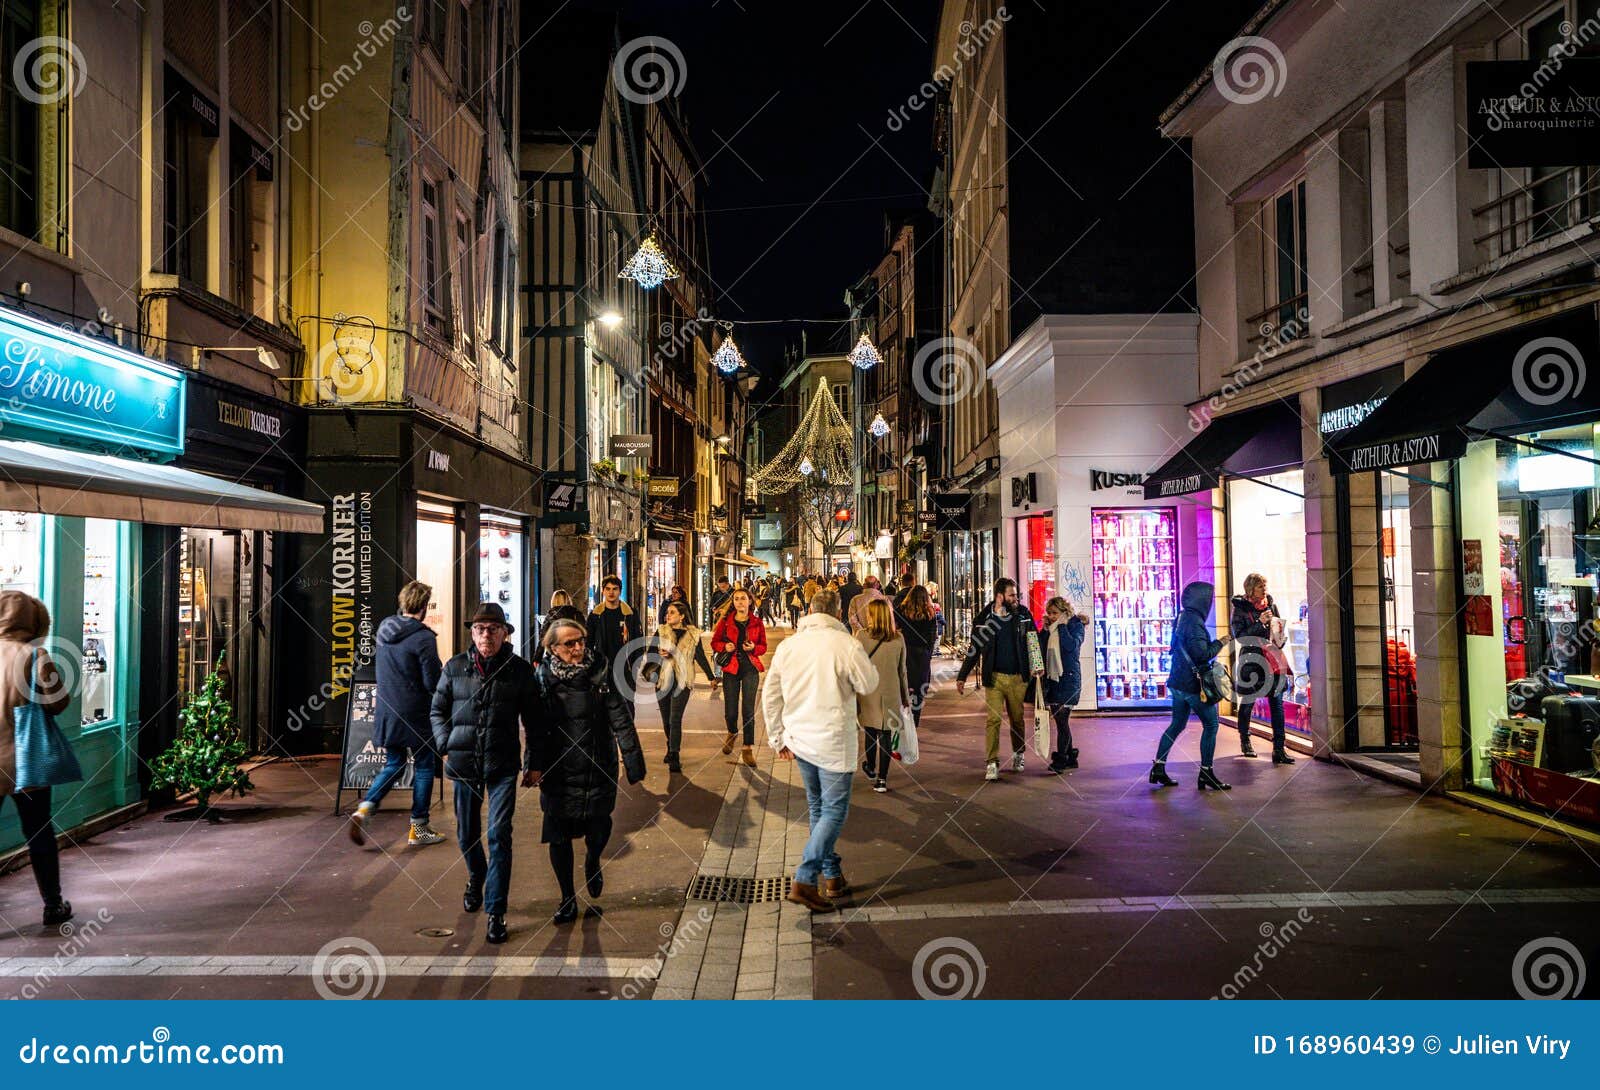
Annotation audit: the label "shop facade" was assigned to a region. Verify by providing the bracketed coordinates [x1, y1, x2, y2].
[0, 306, 322, 853]
[297, 411, 537, 748]
[989, 314, 1204, 711]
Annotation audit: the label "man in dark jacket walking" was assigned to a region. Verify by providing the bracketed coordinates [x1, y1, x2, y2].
[956, 578, 1041, 781]
[350, 582, 445, 847]
[838, 571, 863, 622]
[431, 602, 544, 944]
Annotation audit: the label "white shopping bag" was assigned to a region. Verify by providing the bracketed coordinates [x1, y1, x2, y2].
[1031, 678, 1052, 760]
[892, 709, 920, 766]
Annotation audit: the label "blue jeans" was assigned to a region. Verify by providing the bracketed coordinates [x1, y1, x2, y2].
[794, 757, 852, 886]
[1155, 690, 1221, 767]
[362, 744, 438, 821]
[453, 775, 518, 916]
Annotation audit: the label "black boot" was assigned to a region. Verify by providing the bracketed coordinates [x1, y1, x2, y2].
[463, 881, 484, 914]
[42, 900, 72, 928]
[1239, 733, 1259, 758]
[585, 857, 604, 899]
[552, 898, 579, 925]
[1272, 749, 1297, 764]
[1197, 766, 1233, 791]
[1149, 761, 1178, 787]
[485, 914, 508, 944]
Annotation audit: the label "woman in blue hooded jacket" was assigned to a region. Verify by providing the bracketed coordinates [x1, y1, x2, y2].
[1149, 581, 1231, 791]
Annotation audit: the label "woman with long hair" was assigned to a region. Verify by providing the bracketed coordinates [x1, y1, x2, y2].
[534, 618, 646, 923]
[651, 601, 716, 773]
[855, 598, 909, 793]
[895, 585, 937, 727]
[1041, 596, 1088, 773]
[710, 586, 767, 765]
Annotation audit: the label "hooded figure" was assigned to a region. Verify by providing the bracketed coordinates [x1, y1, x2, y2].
[1151, 581, 1232, 792]
[0, 590, 74, 925]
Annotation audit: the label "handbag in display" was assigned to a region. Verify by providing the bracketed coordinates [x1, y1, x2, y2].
[13, 650, 84, 790]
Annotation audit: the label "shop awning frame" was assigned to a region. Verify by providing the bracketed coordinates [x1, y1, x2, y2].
[0, 439, 325, 533]
[1142, 399, 1305, 500]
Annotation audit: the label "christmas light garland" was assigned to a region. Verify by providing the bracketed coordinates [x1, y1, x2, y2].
[749, 376, 855, 494]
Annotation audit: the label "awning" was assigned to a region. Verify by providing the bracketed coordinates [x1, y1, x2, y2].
[716, 555, 762, 568]
[1143, 400, 1304, 499]
[1329, 307, 1600, 473]
[0, 440, 325, 533]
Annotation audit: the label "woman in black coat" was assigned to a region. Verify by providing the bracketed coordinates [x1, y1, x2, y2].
[534, 589, 586, 663]
[894, 586, 938, 727]
[534, 616, 647, 924]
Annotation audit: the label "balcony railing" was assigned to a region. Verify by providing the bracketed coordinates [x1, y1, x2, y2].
[1473, 167, 1600, 260]
[1244, 292, 1310, 352]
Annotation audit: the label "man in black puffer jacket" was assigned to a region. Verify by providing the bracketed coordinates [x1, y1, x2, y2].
[533, 614, 647, 924]
[431, 602, 543, 945]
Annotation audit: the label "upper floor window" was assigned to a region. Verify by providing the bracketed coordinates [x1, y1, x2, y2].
[420, 180, 448, 337]
[419, 0, 448, 56]
[163, 110, 213, 283]
[0, 0, 66, 248]
[453, 210, 476, 354]
[228, 128, 272, 318]
[1254, 178, 1307, 342]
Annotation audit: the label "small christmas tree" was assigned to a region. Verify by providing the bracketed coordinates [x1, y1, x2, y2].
[152, 655, 254, 821]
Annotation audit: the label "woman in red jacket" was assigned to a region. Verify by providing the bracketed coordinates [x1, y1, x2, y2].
[711, 587, 766, 766]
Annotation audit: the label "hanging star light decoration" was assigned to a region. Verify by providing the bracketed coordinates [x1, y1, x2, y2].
[869, 413, 890, 437]
[848, 332, 882, 370]
[750, 376, 854, 494]
[712, 333, 746, 374]
[619, 233, 680, 290]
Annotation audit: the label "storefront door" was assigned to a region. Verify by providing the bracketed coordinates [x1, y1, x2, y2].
[416, 502, 460, 660]
[1014, 513, 1056, 619]
[479, 513, 527, 653]
[1377, 472, 1419, 747]
[177, 527, 261, 748]
[1227, 471, 1311, 733]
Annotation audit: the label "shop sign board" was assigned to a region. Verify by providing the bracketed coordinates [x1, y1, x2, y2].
[1089, 469, 1145, 492]
[1319, 365, 1405, 450]
[922, 491, 971, 532]
[545, 480, 584, 511]
[609, 433, 652, 458]
[1466, 59, 1600, 168]
[648, 477, 680, 497]
[335, 680, 412, 804]
[1010, 473, 1037, 506]
[0, 305, 186, 459]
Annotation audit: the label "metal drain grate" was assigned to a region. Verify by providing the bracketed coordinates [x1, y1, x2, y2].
[686, 874, 789, 904]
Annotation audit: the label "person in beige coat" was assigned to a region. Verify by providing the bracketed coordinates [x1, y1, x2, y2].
[855, 598, 909, 793]
[0, 590, 74, 925]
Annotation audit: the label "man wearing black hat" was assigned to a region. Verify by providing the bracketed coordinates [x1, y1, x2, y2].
[431, 601, 544, 945]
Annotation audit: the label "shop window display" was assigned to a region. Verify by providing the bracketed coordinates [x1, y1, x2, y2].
[478, 517, 525, 647]
[416, 511, 457, 660]
[1226, 472, 1311, 729]
[1015, 514, 1055, 620]
[0, 512, 43, 596]
[1461, 430, 1600, 826]
[1091, 507, 1177, 708]
[80, 519, 120, 726]
[1379, 472, 1418, 746]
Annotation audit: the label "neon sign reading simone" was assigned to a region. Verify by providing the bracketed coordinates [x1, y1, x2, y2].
[0, 306, 184, 458]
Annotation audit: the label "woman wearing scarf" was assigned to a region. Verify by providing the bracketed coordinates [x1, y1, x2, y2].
[534, 618, 646, 924]
[1041, 597, 1088, 773]
[651, 601, 716, 773]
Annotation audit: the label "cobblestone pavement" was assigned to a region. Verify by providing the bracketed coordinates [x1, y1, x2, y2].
[2, 627, 1598, 999]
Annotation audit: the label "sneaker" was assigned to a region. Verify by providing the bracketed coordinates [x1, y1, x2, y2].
[985, 760, 1000, 782]
[1010, 750, 1026, 773]
[408, 821, 446, 847]
[873, 778, 888, 793]
[348, 802, 373, 845]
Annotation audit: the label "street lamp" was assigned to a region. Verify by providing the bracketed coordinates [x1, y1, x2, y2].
[598, 309, 623, 329]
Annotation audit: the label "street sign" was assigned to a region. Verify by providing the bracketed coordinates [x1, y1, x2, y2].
[744, 504, 767, 519]
[544, 480, 584, 511]
[925, 491, 970, 533]
[609, 433, 652, 458]
[648, 477, 680, 497]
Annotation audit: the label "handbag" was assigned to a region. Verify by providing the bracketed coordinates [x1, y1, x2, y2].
[1025, 627, 1044, 676]
[13, 650, 83, 790]
[1196, 660, 1232, 706]
[1031, 677, 1052, 760]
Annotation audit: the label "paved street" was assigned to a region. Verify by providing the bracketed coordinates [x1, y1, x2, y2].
[2, 630, 1597, 1000]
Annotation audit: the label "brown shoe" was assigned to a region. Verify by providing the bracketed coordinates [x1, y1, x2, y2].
[786, 881, 834, 912]
[820, 875, 850, 900]
[721, 733, 737, 755]
[740, 745, 756, 766]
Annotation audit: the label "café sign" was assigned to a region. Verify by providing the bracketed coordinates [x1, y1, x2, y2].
[0, 305, 185, 459]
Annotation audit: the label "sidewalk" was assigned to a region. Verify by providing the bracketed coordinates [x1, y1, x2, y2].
[2, 631, 1598, 999]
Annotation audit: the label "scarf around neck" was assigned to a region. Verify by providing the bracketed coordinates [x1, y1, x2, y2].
[546, 653, 591, 684]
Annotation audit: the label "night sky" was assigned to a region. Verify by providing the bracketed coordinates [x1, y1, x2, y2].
[540, 0, 1262, 392]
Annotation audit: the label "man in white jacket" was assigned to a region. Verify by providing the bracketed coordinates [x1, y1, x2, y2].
[764, 587, 879, 911]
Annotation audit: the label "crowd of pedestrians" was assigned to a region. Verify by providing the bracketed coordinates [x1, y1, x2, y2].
[0, 561, 1286, 935]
